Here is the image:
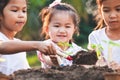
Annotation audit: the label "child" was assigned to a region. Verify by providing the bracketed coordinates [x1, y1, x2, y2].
[37, 0, 84, 69]
[88, 0, 120, 70]
[0, 0, 56, 75]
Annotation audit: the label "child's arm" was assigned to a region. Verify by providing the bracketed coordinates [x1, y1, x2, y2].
[0, 40, 56, 55]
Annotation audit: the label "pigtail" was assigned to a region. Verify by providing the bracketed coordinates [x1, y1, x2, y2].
[39, 7, 49, 23]
[39, 7, 49, 39]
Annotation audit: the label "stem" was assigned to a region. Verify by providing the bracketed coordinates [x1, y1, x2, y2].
[108, 46, 112, 62]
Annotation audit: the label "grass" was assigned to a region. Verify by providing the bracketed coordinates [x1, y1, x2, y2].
[27, 54, 41, 67]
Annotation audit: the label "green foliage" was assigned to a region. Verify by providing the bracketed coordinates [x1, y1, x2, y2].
[91, 44, 103, 59]
[57, 42, 73, 48]
[27, 54, 40, 67]
[91, 40, 120, 62]
[103, 40, 120, 47]
[103, 40, 120, 61]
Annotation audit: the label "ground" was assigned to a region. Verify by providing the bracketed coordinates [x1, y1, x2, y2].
[0, 50, 116, 80]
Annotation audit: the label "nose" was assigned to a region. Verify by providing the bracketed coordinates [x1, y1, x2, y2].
[18, 11, 26, 18]
[58, 27, 66, 33]
[109, 11, 117, 19]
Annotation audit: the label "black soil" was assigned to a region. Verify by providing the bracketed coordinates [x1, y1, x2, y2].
[0, 50, 115, 80]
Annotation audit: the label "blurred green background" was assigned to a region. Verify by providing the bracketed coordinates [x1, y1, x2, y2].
[16, 0, 97, 67]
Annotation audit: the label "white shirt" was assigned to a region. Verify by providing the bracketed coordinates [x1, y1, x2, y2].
[0, 32, 30, 75]
[88, 28, 120, 64]
[37, 39, 84, 68]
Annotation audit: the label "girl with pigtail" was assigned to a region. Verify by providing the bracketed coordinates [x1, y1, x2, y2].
[37, 0, 85, 68]
[88, 0, 120, 70]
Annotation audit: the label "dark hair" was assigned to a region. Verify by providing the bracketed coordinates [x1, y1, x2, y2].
[94, 0, 106, 30]
[39, 3, 80, 39]
[0, 0, 9, 16]
[0, 0, 28, 16]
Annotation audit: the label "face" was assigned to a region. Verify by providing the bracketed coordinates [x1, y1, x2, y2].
[0, 0, 27, 33]
[47, 11, 75, 43]
[100, 0, 120, 30]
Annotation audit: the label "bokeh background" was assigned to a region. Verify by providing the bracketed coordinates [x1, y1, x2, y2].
[16, 0, 97, 67]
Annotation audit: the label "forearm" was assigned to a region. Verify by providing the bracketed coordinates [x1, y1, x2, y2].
[0, 41, 40, 54]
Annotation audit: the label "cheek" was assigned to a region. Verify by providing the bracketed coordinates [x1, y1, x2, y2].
[67, 30, 74, 38]
[48, 29, 55, 37]
[101, 12, 108, 19]
[25, 14, 27, 21]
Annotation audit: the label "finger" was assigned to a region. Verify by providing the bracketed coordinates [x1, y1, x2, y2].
[47, 44, 56, 55]
[47, 44, 53, 55]
[49, 44, 56, 55]
[41, 48, 49, 55]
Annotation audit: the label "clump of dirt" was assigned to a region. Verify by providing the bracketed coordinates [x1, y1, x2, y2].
[72, 50, 98, 65]
[0, 50, 115, 80]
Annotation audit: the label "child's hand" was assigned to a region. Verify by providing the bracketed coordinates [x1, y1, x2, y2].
[109, 61, 120, 71]
[41, 54, 61, 66]
[50, 55, 59, 66]
[38, 41, 56, 55]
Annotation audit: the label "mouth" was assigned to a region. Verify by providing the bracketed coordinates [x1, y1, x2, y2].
[109, 21, 118, 23]
[57, 35, 66, 37]
[16, 22, 25, 26]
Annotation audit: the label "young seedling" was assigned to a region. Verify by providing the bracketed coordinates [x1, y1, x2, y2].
[57, 42, 73, 50]
[91, 44, 103, 60]
[91, 44, 108, 67]
[103, 40, 120, 62]
[57, 42, 73, 60]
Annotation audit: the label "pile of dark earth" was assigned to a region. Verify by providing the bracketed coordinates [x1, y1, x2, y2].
[0, 50, 114, 80]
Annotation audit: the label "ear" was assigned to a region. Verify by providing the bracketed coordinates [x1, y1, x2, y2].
[74, 26, 79, 36]
[74, 26, 78, 33]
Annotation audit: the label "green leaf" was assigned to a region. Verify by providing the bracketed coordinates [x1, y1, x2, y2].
[90, 44, 103, 59]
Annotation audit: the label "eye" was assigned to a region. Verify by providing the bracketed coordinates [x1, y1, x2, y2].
[54, 25, 59, 27]
[116, 8, 120, 12]
[23, 8, 27, 13]
[66, 25, 71, 28]
[11, 10, 17, 12]
[23, 10, 27, 13]
[103, 9, 110, 13]
[102, 7, 110, 13]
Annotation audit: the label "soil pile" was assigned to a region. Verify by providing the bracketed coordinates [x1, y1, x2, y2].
[11, 65, 113, 80]
[0, 50, 115, 80]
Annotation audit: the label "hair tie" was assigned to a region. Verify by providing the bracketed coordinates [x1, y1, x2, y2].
[49, 0, 62, 8]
